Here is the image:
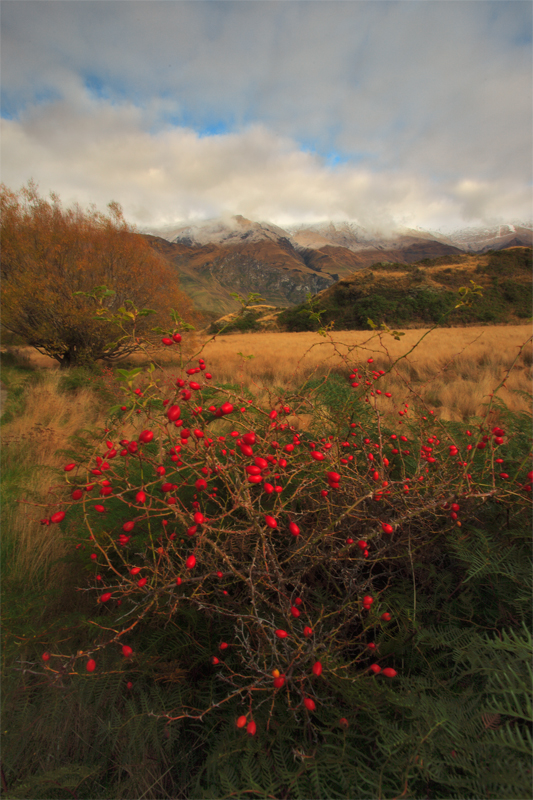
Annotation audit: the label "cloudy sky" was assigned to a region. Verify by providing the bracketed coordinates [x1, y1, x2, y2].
[1, 0, 531, 233]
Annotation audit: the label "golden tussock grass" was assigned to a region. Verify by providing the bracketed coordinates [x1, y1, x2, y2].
[155, 324, 533, 422]
[1, 373, 110, 589]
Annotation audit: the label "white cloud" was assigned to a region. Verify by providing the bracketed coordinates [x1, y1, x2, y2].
[1, 1, 531, 230]
[2, 93, 530, 232]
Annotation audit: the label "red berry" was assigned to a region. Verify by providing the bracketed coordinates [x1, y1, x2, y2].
[265, 515, 277, 529]
[42, 651, 50, 661]
[167, 405, 181, 421]
[126, 681, 133, 690]
[186, 555, 196, 570]
[247, 720, 257, 736]
[273, 676, 285, 688]
[219, 642, 229, 650]
[135, 491, 146, 503]
[370, 664, 381, 674]
[139, 430, 154, 443]
[122, 645, 133, 658]
[64, 463, 76, 472]
[275, 629, 288, 639]
[211, 657, 219, 665]
[50, 511, 65, 524]
[339, 717, 349, 729]
[172, 333, 182, 343]
[236, 715, 247, 728]
[312, 661, 323, 677]
[303, 626, 313, 638]
[303, 697, 316, 711]
[137, 577, 147, 587]
[289, 521, 300, 537]
[381, 522, 393, 535]
[100, 592, 112, 603]
[382, 667, 397, 677]
[193, 512, 204, 525]
[290, 606, 301, 618]
[381, 612, 392, 621]
[86, 659, 96, 672]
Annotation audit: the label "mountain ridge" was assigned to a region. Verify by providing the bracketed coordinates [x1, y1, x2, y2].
[142, 216, 531, 316]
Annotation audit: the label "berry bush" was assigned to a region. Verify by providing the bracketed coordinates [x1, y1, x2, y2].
[5, 324, 532, 799]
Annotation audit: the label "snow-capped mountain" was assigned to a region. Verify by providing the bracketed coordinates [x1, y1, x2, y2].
[147, 216, 531, 255]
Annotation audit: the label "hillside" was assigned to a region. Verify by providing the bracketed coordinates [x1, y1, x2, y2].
[143, 222, 464, 316]
[277, 247, 533, 331]
[144, 234, 336, 316]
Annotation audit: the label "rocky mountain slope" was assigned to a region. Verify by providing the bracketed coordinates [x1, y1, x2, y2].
[144, 216, 469, 315]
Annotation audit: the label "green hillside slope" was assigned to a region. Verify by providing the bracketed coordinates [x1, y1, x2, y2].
[278, 248, 532, 331]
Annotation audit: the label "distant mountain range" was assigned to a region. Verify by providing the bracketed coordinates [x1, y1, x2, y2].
[143, 217, 532, 315]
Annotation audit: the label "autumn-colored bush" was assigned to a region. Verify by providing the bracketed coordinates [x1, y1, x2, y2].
[0, 182, 193, 367]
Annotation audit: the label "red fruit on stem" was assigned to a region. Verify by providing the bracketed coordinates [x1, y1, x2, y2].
[289, 521, 300, 537]
[126, 681, 133, 690]
[86, 659, 96, 672]
[236, 715, 247, 728]
[273, 676, 285, 688]
[172, 333, 182, 343]
[312, 661, 323, 677]
[381, 522, 393, 535]
[137, 578, 147, 587]
[247, 720, 257, 736]
[381, 612, 392, 621]
[290, 606, 300, 618]
[363, 595, 373, 606]
[123, 521, 135, 532]
[193, 512, 204, 525]
[327, 471, 341, 483]
[42, 652, 50, 661]
[339, 718, 349, 729]
[382, 667, 397, 677]
[211, 657, 219, 665]
[275, 629, 288, 639]
[50, 511, 65, 524]
[370, 664, 382, 674]
[122, 645, 133, 658]
[100, 592, 112, 603]
[138, 430, 154, 443]
[167, 405, 181, 421]
[135, 491, 146, 503]
[303, 697, 316, 711]
[265, 515, 277, 529]
[186, 555, 196, 570]
[311, 451, 325, 461]
[64, 463, 76, 472]
[303, 626, 313, 638]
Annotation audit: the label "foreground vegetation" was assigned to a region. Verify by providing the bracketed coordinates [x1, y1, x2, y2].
[2, 317, 532, 799]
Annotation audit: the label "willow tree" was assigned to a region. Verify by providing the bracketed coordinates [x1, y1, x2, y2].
[1, 182, 193, 366]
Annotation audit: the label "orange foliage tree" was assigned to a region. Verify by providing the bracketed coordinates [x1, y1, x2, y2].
[0, 182, 193, 366]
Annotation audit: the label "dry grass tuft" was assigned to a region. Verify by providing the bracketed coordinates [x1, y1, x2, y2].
[2, 372, 108, 587]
